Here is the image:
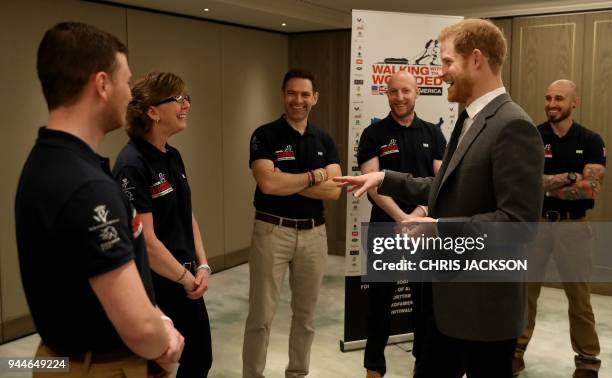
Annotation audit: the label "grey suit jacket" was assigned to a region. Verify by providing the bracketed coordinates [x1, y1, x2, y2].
[379, 93, 544, 341]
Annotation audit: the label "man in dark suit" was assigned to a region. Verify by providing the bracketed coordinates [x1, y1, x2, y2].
[335, 19, 544, 377]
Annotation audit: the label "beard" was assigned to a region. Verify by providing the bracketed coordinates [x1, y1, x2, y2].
[546, 107, 571, 124]
[390, 102, 415, 120]
[447, 73, 474, 104]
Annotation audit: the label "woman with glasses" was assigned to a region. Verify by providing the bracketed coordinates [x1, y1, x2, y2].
[113, 71, 212, 377]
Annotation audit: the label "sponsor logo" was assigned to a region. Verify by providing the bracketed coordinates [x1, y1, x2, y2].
[423, 143, 430, 148]
[150, 172, 173, 199]
[356, 58, 363, 64]
[275, 145, 296, 162]
[354, 79, 364, 85]
[544, 144, 553, 158]
[352, 231, 359, 237]
[350, 249, 360, 256]
[380, 139, 400, 156]
[317, 151, 324, 156]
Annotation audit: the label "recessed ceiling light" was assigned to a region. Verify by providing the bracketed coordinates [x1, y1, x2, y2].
[281, 22, 287, 26]
[204, 8, 209, 12]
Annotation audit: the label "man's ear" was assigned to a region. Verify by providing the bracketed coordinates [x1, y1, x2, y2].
[94, 71, 110, 102]
[312, 91, 319, 106]
[472, 49, 485, 70]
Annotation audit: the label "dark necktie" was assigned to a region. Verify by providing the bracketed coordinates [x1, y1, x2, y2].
[439, 110, 469, 174]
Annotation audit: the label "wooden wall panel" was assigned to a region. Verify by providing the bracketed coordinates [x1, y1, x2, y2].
[289, 31, 351, 255]
[221, 27, 288, 267]
[491, 18, 513, 89]
[511, 14, 585, 125]
[582, 11, 612, 222]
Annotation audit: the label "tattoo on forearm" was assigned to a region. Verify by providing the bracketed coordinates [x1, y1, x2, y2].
[543, 173, 570, 191]
[550, 164, 605, 200]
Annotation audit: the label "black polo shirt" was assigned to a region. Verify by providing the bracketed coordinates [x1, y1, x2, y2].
[15, 128, 154, 354]
[358, 113, 446, 221]
[113, 138, 195, 264]
[539, 121, 606, 214]
[249, 115, 339, 219]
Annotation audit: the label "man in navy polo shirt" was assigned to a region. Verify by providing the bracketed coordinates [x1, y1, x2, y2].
[358, 71, 446, 378]
[514, 79, 605, 378]
[243, 69, 342, 378]
[15, 22, 183, 377]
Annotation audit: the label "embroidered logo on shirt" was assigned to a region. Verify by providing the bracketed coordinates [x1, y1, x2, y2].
[576, 150, 583, 154]
[275, 145, 296, 161]
[89, 205, 121, 251]
[380, 139, 400, 156]
[544, 144, 553, 158]
[423, 143, 430, 148]
[121, 178, 135, 201]
[150, 172, 174, 199]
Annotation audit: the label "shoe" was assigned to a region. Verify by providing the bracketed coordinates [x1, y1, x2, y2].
[573, 369, 598, 378]
[512, 357, 525, 376]
[366, 370, 382, 378]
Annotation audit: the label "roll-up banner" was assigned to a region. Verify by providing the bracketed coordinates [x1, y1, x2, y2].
[341, 9, 462, 352]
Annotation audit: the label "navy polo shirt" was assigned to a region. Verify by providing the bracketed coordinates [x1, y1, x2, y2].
[358, 114, 446, 221]
[113, 138, 196, 264]
[15, 128, 154, 354]
[249, 115, 340, 219]
[539, 121, 606, 214]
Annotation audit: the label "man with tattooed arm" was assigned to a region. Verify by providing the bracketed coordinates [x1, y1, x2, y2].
[513, 79, 606, 378]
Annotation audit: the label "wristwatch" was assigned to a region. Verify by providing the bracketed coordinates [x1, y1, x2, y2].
[567, 172, 577, 184]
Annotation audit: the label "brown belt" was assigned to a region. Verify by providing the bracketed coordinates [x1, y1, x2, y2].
[255, 212, 324, 230]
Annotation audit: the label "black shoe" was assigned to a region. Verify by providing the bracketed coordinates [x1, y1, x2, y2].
[573, 369, 598, 378]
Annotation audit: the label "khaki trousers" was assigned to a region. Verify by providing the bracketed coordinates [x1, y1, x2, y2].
[515, 218, 600, 371]
[34, 342, 147, 378]
[243, 219, 328, 378]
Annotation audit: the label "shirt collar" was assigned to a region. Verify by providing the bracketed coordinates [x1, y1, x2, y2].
[386, 113, 422, 129]
[37, 127, 108, 169]
[280, 115, 312, 136]
[131, 137, 170, 158]
[465, 86, 506, 120]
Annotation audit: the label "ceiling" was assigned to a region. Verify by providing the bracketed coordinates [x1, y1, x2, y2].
[102, 0, 612, 33]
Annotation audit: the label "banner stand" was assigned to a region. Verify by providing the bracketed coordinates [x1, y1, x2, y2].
[342, 9, 462, 351]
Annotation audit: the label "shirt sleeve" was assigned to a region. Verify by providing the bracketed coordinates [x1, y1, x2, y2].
[56, 181, 135, 278]
[433, 125, 447, 160]
[114, 165, 152, 213]
[249, 127, 274, 167]
[357, 126, 378, 166]
[584, 132, 606, 166]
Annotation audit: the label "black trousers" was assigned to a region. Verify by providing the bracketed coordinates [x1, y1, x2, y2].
[364, 282, 424, 376]
[154, 274, 213, 378]
[364, 282, 396, 375]
[413, 284, 515, 378]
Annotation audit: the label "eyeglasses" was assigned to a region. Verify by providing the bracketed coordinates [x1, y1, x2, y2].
[152, 94, 191, 106]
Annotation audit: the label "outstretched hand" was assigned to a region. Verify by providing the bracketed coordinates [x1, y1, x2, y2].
[332, 171, 385, 198]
